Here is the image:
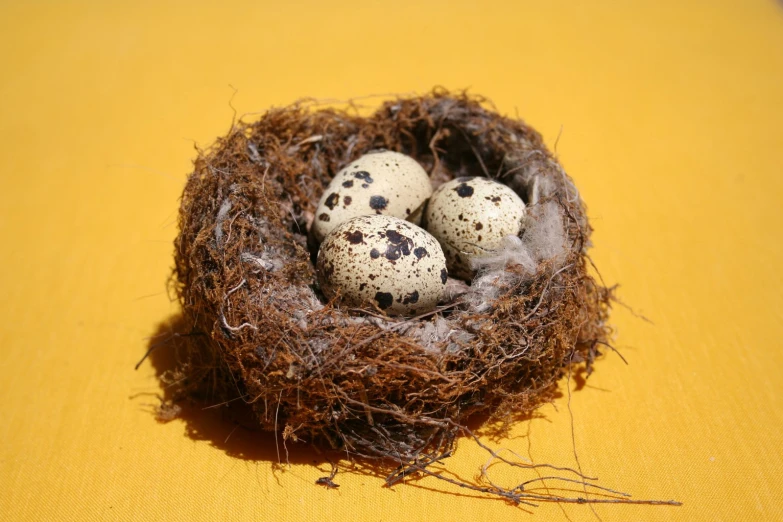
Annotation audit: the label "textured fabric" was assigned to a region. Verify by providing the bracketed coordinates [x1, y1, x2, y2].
[1, 1, 781, 520]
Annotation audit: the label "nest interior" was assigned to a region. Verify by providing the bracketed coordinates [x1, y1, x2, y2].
[169, 90, 611, 469]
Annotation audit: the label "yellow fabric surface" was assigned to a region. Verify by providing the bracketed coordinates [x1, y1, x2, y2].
[1, 1, 782, 520]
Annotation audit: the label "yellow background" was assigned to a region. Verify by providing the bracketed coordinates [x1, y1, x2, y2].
[1, 1, 782, 520]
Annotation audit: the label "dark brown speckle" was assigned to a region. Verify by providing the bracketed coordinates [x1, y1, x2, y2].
[354, 171, 373, 184]
[343, 230, 364, 245]
[455, 182, 474, 198]
[325, 192, 340, 210]
[318, 213, 330, 222]
[369, 195, 388, 212]
[383, 229, 413, 261]
[402, 290, 419, 305]
[374, 291, 393, 309]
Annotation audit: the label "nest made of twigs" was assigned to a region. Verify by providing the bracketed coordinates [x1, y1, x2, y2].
[169, 89, 611, 472]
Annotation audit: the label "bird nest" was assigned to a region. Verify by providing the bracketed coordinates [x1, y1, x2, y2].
[167, 90, 612, 488]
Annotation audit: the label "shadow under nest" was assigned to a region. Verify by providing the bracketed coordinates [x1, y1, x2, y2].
[152, 90, 629, 505]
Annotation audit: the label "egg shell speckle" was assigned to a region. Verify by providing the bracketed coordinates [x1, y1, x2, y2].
[316, 215, 447, 316]
[311, 151, 432, 244]
[424, 176, 526, 280]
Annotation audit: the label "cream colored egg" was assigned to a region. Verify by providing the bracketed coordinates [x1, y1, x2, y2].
[311, 151, 432, 244]
[316, 215, 448, 316]
[424, 177, 526, 280]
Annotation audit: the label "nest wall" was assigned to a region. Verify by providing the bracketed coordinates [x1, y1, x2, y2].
[170, 91, 611, 463]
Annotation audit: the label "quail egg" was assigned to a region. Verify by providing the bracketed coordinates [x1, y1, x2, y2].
[424, 177, 526, 280]
[316, 215, 448, 316]
[311, 151, 432, 244]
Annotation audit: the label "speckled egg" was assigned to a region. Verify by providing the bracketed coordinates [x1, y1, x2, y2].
[424, 177, 526, 280]
[311, 151, 432, 244]
[316, 215, 448, 316]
